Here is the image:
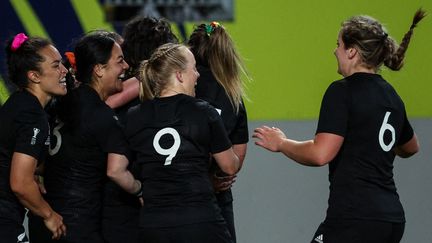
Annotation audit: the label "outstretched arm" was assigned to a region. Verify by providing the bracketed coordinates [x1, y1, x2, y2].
[106, 77, 140, 109]
[253, 126, 344, 166]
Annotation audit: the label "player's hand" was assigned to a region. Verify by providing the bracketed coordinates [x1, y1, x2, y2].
[253, 126, 287, 152]
[212, 173, 236, 193]
[44, 211, 66, 240]
[34, 175, 46, 194]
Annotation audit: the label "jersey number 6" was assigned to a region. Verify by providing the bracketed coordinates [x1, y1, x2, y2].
[153, 127, 181, 166]
[378, 111, 395, 152]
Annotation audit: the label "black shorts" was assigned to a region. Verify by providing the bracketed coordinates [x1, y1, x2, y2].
[311, 219, 405, 243]
[0, 218, 29, 243]
[216, 192, 236, 243]
[139, 221, 233, 243]
[102, 204, 140, 243]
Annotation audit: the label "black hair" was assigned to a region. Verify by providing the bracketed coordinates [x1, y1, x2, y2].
[122, 16, 178, 78]
[5, 35, 52, 88]
[74, 32, 115, 84]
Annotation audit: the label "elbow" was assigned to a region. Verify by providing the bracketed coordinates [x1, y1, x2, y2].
[395, 136, 420, 158]
[10, 180, 26, 198]
[223, 167, 237, 176]
[312, 154, 333, 167]
[107, 167, 121, 181]
[222, 157, 240, 176]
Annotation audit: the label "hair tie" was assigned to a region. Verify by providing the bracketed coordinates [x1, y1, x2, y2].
[64, 52, 77, 72]
[204, 21, 221, 36]
[11, 33, 29, 51]
[381, 32, 388, 42]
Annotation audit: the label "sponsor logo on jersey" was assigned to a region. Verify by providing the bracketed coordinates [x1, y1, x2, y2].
[314, 234, 324, 243]
[31, 128, 40, 145]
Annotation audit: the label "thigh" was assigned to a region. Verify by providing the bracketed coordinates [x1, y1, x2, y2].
[217, 199, 236, 243]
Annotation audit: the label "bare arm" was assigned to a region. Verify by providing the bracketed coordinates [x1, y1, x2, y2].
[107, 153, 141, 194]
[213, 148, 240, 175]
[253, 126, 344, 166]
[232, 143, 247, 170]
[394, 133, 419, 158]
[105, 77, 140, 109]
[10, 152, 66, 239]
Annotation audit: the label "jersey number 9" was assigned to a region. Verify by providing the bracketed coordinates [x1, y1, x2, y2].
[153, 127, 181, 166]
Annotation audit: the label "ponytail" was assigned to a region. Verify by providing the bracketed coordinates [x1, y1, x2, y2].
[384, 8, 426, 70]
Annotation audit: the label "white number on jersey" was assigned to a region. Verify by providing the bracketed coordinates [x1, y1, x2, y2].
[48, 121, 64, 156]
[378, 111, 395, 152]
[153, 127, 181, 166]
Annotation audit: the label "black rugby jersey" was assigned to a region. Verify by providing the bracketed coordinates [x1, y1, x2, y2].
[316, 72, 414, 223]
[0, 90, 49, 223]
[43, 85, 128, 211]
[125, 94, 232, 227]
[195, 65, 249, 203]
[195, 65, 249, 145]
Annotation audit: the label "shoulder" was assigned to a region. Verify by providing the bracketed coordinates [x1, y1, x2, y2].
[191, 97, 221, 121]
[323, 78, 349, 97]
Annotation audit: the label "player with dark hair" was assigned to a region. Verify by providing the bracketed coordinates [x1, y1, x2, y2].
[102, 17, 179, 243]
[28, 31, 141, 243]
[106, 16, 178, 116]
[0, 33, 67, 242]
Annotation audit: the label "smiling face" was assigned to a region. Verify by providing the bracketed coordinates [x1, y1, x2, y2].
[99, 42, 129, 96]
[36, 45, 68, 97]
[180, 48, 200, 96]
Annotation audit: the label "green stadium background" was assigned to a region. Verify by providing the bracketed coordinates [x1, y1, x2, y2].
[0, 0, 431, 120]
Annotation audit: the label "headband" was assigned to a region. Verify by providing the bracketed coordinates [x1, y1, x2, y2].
[11, 33, 29, 52]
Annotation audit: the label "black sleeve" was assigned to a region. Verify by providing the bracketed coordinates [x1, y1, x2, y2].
[91, 108, 129, 156]
[316, 81, 349, 137]
[229, 101, 249, 144]
[14, 108, 48, 161]
[397, 110, 414, 146]
[206, 105, 232, 154]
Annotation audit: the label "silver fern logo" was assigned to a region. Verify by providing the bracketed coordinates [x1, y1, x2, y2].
[31, 128, 40, 145]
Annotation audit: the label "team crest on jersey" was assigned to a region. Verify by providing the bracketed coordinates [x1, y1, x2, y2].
[31, 128, 40, 145]
[215, 108, 222, 115]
